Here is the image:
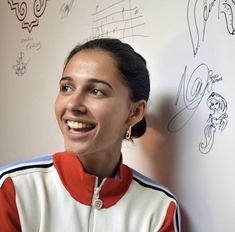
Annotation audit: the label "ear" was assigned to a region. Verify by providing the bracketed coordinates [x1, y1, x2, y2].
[128, 100, 147, 127]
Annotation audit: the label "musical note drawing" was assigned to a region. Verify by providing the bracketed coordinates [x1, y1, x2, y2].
[199, 92, 228, 154]
[90, 0, 148, 40]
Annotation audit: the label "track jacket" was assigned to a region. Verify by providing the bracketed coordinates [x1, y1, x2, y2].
[0, 151, 180, 231]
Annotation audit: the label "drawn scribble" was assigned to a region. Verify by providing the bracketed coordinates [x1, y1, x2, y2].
[187, 0, 235, 56]
[12, 52, 30, 76]
[21, 37, 41, 51]
[167, 63, 222, 132]
[199, 92, 228, 154]
[220, 0, 235, 34]
[59, 0, 74, 19]
[8, 0, 48, 33]
[90, 0, 148, 40]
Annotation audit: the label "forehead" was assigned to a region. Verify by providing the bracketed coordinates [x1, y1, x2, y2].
[64, 49, 118, 75]
[63, 49, 129, 92]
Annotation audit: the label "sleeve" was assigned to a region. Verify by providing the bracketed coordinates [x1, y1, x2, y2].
[0, 177, 21, 232]
[158, 201, 181, 232]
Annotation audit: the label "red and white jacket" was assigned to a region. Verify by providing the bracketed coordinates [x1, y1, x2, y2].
[0, 151, 180, 232]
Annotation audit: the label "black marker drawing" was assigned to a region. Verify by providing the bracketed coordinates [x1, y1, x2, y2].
[12, 52, 30, 76]
[8, 0, 48, 33]
[21, 37, 41, 51]
[15, 37, 42, 77]
[167, 63, 222, 132]
[199, 92, 228, 154]
[90, 0, 148, 40]
[220, 0, 235, 34]
[187, 0, 235, 56]
[59, 0, 74, 19]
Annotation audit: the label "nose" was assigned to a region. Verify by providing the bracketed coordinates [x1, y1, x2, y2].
[66, 91, 87, 114]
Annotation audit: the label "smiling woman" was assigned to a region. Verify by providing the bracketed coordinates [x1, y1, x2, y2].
[0, 38, 180, 232]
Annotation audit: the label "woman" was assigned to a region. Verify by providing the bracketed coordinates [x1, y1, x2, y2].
[0, 38, 180, 231]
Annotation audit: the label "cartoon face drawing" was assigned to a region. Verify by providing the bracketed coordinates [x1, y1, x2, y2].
[207, 92, 227, 115]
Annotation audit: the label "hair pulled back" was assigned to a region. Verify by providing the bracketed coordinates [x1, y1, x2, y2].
[65, 38, 150, 139]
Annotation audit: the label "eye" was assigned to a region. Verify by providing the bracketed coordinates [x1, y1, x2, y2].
[89, 88, 105, 96]
[60, 83, 73, 93]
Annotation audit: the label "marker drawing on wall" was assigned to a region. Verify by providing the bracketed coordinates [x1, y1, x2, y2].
[220, 0, 235, 34]
[8, 0, 48, 33]
[21, 37, 41, 51]
[187, 0, 235, 56]
[59, 0, 75, 19]
[90, 0, 148, 40]
[167, 64, 218, 132]
[12, 37, 41, 77]
[12, 52, 30, 76]
[199, 92, 228, 154]
[167, 64, 227, 154]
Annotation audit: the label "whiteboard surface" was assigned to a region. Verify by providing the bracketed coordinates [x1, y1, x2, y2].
[1, 0, 235, 231]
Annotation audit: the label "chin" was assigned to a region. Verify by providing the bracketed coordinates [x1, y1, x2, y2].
[63, 142, 78, 155]
[64, 141, 88, 156]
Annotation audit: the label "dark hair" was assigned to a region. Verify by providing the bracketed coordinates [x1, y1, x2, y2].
[65, 38, 150, 138]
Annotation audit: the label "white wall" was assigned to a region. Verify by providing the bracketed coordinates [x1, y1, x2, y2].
[1, 0, 235, 231]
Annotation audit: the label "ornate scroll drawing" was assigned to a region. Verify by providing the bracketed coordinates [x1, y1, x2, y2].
[8, 0, 48, 33]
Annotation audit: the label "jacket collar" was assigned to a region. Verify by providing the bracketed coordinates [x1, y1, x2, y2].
[53, 151, 133, 208]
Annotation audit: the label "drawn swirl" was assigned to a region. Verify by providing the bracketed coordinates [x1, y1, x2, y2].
[8, 0, 27, 21]
[8, 0, 48, 33]
[34, 0, 47, 17]
[199, 124, 216, 154]
[167, 64, 213, 132]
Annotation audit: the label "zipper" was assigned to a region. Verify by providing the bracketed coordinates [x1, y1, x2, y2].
[88, 177, 107, 232]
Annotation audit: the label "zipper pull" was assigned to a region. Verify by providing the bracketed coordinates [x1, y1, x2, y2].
[93, 178, 106, 210]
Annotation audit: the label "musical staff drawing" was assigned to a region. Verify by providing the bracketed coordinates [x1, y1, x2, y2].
[90, 0, 148, 40]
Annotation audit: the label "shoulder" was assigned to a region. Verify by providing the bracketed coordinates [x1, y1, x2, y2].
[0, 154, 54, 187]
[132, 169, 177, 201]
[131, 169, 181, 231]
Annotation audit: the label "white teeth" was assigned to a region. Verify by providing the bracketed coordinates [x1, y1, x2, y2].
[67, 120, 93, 129]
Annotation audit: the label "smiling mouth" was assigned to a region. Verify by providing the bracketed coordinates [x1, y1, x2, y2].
[66, 120, 96, 132]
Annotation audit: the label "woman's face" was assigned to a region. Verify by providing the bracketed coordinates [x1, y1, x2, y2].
[55, 49, 133, 157]
[209, 98, 220, 112]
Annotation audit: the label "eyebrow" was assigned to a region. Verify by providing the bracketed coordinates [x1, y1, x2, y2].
[60, 76, 73, 82]
[60, 76, 113, 90]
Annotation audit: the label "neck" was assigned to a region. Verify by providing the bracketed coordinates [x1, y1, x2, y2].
[77, 151, 121, 183]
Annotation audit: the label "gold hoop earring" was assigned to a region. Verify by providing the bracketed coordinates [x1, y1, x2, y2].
[125, 126, 132, 140]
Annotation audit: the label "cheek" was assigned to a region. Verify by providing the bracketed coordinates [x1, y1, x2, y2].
[54, 97, 60, 117]
[54, 95, 64, 120]
[95, 103, 129, 128]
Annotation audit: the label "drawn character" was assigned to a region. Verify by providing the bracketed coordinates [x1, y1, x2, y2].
[199, 92, 228, 154]
[12, 52, 28, 76]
